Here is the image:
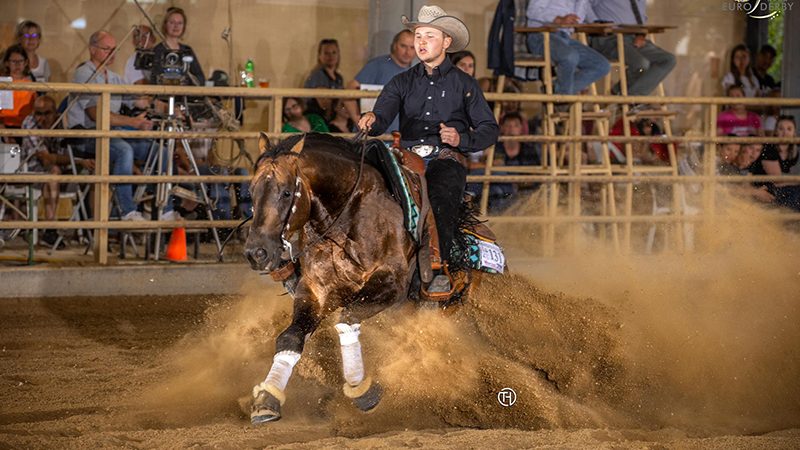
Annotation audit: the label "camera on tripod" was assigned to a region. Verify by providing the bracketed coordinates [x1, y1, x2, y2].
[134, 47, 194, 86]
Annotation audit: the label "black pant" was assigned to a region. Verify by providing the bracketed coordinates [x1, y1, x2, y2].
[426, 158, 467, 260]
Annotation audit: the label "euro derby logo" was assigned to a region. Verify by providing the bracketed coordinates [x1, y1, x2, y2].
[723, 0, 793, 19]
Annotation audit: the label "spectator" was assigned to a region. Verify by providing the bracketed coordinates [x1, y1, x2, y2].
[150, 7, 205, 86]
[525, 0, 610, 95]
[16, 20, 50, 83]
[609, 117, 670, 164]
[344, 30, 415, 132]
[281, 97, 329, 133]
[750, 116, 800, 210]
[304, 39, 343, 119]
[125, 25, 155, 85]
[753, 44, 779, 94]
[717, 84, 762, 136]
[67, 30, 179, 222]
[716, 137, 741, 175]
[21, 96, 94, 246]
[0, 44, 37, 142]
[450, 50, 476, 77]
[588, 0, 676, 96]
[722, 44, 760, 98]
[326, 98, 355, 133]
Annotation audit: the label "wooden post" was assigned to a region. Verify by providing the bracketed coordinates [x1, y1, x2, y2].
[93, 92, 111, 264]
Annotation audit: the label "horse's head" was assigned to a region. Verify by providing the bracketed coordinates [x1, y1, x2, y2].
[244, 133, 312, 272]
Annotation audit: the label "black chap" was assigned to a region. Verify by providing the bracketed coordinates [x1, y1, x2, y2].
[426, 158, 467, 260]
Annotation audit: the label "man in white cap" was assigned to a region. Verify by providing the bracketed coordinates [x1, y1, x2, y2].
[358, 5, 499, 293]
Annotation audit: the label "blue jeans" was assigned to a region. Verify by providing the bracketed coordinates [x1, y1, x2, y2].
[590, 35, 676, 95]
[527, 32, 611, 95]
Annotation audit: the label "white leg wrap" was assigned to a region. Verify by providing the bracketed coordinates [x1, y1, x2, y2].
[335, 323, 364, 387]
[262, 350, 301, 392]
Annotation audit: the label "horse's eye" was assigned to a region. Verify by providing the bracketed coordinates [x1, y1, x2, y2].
[282, 190, 292, 198]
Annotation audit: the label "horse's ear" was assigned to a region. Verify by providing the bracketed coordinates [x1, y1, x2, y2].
[258, 132, 271, 155]
[289, 135, 306, 154]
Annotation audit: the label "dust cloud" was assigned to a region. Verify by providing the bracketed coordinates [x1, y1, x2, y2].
[132, 190, 799, 438]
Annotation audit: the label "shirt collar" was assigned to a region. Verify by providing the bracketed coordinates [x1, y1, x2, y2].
[414, 54, 455, 78]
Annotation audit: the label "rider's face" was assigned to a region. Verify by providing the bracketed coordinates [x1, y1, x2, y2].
[414, 27, 451, 65]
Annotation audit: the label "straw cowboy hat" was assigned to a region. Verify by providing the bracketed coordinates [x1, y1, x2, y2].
[401, 5, 469, 53]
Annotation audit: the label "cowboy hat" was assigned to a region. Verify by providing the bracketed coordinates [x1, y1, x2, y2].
[401, 5, 469, 53]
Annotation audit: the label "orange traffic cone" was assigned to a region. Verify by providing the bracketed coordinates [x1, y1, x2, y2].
[165, 227, 187, 261]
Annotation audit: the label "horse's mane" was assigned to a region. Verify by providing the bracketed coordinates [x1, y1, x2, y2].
[256, 133, 362, 168]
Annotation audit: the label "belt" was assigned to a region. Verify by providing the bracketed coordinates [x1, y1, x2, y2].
[410, 145, 439, 158]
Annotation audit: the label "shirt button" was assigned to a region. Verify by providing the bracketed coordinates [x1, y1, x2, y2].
[425, 112, 430, 116]
[424, 126, 429, 130]
[429, 81, 434, 85]
[420, 139, 424, 142]
[427, 96, 432, 100]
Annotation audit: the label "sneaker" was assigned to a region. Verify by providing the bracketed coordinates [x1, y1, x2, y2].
[428, 274, 451, 294]
[40, 229, 65, 249]
[160, 210, 182, 222]
[121, 210, 146, 221]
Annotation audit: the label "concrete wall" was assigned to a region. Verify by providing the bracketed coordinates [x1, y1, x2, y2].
[1, 0, 748, 134]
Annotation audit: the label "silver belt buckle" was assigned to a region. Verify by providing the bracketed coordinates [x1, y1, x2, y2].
[411, 145, 436, 158]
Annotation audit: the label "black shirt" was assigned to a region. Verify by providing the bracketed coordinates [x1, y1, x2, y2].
[751, 144, 799, 175]
[150, 42, 206, 86]
[370, 56, 499, 153]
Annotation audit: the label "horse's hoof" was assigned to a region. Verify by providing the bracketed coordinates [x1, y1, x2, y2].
[351, 380, 383, 412]
[251, 389, 282, 425]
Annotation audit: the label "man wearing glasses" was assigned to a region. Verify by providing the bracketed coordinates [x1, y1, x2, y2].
[67, 30, 178, 222]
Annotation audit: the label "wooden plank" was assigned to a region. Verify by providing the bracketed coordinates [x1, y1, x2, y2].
[93, 92, 111, 265]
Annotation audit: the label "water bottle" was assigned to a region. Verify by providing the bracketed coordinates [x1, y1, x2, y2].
[244, 58, 255, 87]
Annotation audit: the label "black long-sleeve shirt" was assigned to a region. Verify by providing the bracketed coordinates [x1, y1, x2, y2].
[370, 56, 499, 153]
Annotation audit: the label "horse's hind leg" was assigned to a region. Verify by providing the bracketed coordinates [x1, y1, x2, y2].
[335, 321, 383, 412]
[251, 298, 320, 425]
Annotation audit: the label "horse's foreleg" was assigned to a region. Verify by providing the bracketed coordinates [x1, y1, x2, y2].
[335, 322, 383, 412]
[251, 298, 320, 425]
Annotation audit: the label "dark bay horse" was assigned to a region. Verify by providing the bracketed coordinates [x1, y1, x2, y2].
[244, 132, 417, 424]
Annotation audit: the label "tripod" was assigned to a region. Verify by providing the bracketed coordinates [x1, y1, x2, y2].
[135, 95, 223, 260]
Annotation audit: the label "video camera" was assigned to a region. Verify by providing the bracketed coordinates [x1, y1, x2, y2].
[134, 47, 195, 86]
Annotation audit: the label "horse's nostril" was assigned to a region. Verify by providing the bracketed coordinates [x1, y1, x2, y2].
[255, 248, 267, 260]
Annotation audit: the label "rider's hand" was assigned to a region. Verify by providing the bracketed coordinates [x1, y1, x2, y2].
[358, 112, 376, 132]
[439, 123, 461, 147]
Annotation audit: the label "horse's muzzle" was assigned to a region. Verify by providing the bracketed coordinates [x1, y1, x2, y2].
[244, 246, 277, 272]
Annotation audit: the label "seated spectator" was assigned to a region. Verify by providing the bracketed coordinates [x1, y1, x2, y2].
[67, 30, 179, 222]
[716, 137, 741, 175]
[304, 39, 343, 119]
[343, 30, 415, 131]
[753, 44, 779, 94]
[326, 98, 355, 133]
[16, 20, 50, 83]
[722, 44, 760, 98]
[281, 97, 329, 133]
[150, 7, 205, 86]
[0, 44, 37, 141]
[610, 117, 670, 164]
[125, 25, 155, 85]
[717, 84, 762, 136]
[588, 0, 676, 96]
[526, 0, 610, 95]
[450, 50, 476, 77]
[21, 96, 94, 246]
[749, 116, 800, 210]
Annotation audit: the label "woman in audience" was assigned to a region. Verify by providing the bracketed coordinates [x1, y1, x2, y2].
[450, 50, 476, 78]
[16, 20, 49, 82]
[717, 84, 762, 136]
[281, 97, 329, 133]
[150, 6, 205, 85]
[304, 39, 343, 119]
[722, 44, 760, 98]
[749, 116, 800, 210]
[0, 45, 37, 143]
[326, 98, 355, 133]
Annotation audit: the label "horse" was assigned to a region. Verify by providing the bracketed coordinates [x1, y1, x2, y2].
[243, 132, 420, 423]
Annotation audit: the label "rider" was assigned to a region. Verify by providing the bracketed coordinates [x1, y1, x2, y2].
[358, 5, 499, 293]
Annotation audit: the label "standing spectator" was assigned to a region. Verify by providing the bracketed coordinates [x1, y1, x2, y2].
[450, 50, 476, 77]
[16, 20, 50, 83]
[525, 0, 610, 95]
[150, 7, 205, 86]
[588, 0, 676, 96]
[753, 44, 779, 94]
[281, 97, 329, 133]
[717, 84, 762, 136]
[343, 30, 415, 132]
[0, 44, 37, 141]
[304, 39, 343, 119]
[125, 25, 155, 85]
[722, 44, 760, 98]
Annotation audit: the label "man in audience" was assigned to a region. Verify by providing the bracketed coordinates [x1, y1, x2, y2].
[67, 30, 178, 221]
[526, 0, 610, 95]
[21, 96, 94, 246]
[124, 25, 155, 85]
[753, 44, 779, 94]
[343, 30, 415, 132]
[588, 0, 676, 96]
